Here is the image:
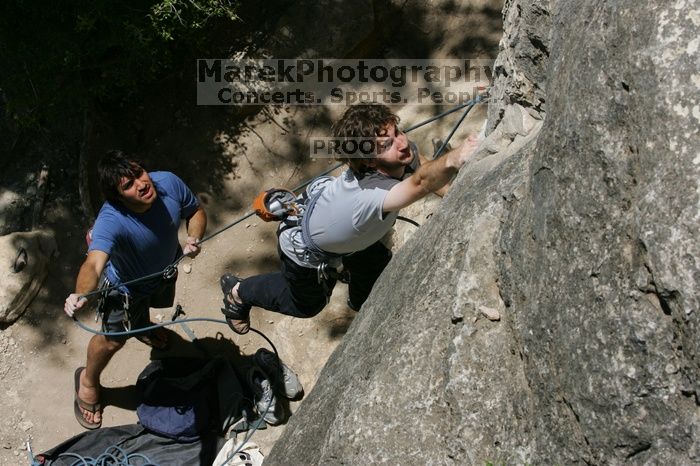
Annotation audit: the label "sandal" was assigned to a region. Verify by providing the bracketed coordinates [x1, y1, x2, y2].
[73, 367, 102, 430]
[135, 326, 169, 350]
[220, 273, 251, 335]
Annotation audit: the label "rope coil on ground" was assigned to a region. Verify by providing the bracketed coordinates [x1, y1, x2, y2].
[39, 319, 280, 466]
[55, 446, 156, 465]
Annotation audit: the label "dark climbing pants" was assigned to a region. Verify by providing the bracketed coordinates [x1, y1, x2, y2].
[237, 242, 392, 318]
[342, 241, 393, 310]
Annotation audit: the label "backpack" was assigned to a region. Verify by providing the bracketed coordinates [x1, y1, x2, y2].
[136, 357, 245, 442]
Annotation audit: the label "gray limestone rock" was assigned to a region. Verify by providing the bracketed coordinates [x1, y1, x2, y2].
[487, 0, 551, 132]
[266, 0, 699, 464]
[0, 230, 57, 324]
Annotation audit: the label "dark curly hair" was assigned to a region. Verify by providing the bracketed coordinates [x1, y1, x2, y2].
[98, 150, 145, 203]
[331, 104, 400, 174]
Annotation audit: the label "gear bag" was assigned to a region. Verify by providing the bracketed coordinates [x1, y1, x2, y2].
[136, 357, 245, 442]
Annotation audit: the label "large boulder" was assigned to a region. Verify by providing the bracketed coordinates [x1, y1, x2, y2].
[265, 0, 699, 464]
[0, 230, 57, 324]
[0, 190, 31, 236]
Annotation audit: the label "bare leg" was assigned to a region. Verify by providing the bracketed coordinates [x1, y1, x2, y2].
[78, 335, 124, 425]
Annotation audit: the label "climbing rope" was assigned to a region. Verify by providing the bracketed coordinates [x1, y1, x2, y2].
[402, 95, 484, 133]
[58, 95, 486, 466]
[59, 448, 156, 466]
[433, 97, 480, 158]
[396, 215, 420, 228]
[30, 445, 157, 465]
[71, 315, 226, 337]
[37, 321, 279, 466]
[77, 95, 485, 301]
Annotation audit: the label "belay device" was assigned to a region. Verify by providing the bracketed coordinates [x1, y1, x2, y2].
[253, 188, 299, 222]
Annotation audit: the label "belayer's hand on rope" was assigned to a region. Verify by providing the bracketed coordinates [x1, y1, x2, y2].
[64, 293, 88, 318]
[182, 236, 202, 257]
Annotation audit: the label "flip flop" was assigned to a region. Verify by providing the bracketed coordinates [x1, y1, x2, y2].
[73, 367, 102, 430]
[135, 326, 169, 350]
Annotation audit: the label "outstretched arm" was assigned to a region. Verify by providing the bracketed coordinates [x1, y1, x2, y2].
[382, 135, 481, 213]
[418, 154, 449, 197]
[64, 250, 109, 317]
[183, 206, 207, 257]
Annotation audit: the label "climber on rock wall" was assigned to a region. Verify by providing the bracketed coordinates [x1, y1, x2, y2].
[219, 103, 481, 334]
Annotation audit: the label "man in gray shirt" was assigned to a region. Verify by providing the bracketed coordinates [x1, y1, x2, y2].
[220, 104, 481, 334]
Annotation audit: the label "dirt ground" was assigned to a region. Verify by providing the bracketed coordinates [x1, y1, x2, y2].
[0, 0, 506, 460]
[0, 94, 487, 464]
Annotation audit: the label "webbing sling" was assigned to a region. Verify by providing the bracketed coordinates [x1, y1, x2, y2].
[299, 186, 343, 262]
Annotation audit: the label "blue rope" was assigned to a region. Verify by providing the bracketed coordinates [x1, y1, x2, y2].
[433, 95, 483, 158]
[49, 319, 280, 466]
[72, 315, 230, 337]
[64, 95, 486, 465]
[403, 95, 483, 133]
[76, 96, 486, 300]
[54, 445, 157, 465]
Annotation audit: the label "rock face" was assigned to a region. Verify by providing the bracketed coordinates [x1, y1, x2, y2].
[487, 0, 551, 131]
[266, 0, 699, 464]
[0, 230, 57, 323]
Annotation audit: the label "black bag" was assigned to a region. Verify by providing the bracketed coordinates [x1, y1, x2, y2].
[136, 357, 245, 442]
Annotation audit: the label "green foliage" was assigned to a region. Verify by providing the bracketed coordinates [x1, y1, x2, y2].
[149, 0, 240, 41]
[0, 0, 239, 131]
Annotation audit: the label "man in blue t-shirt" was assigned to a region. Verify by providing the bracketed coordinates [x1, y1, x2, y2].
[64, 150, 207, 430]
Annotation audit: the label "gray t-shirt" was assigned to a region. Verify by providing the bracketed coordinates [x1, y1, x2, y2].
[280, 142, 420, 267]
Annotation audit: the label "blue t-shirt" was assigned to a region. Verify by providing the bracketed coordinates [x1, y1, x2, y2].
[88, 171, 199, 296]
